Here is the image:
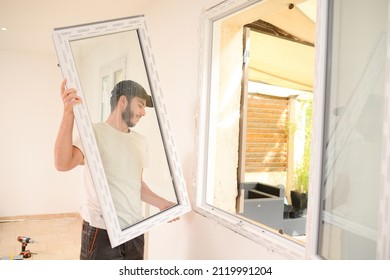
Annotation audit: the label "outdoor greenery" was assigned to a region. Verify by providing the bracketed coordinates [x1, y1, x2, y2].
[292, 99, 312, 194]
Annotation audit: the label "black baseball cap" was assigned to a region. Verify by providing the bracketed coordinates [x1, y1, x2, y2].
[111, 80, 153, 107]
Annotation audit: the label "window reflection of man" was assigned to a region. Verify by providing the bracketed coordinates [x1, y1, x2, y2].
[326, 95, 383, 259]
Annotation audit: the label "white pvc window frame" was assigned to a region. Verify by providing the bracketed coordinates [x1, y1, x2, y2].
[306, 0, 390, 260]
[52, 15, 190, 248]
[195, 0, 306, 259]
[195, 0, 390, 260]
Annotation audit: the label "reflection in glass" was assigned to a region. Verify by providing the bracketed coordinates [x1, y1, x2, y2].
[319, 0, 387, 259]
[69, 30, 178, 230]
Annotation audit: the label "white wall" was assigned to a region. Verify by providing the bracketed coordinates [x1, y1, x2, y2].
[0, 49, 82, 216]
[0, 0, 288, 259]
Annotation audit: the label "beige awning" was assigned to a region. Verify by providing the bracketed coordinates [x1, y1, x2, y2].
[247, 0, 316, 92]
[248, 30, 315, 92]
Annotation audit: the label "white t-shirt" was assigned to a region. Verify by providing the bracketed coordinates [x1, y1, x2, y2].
[74, 122, 149, 229]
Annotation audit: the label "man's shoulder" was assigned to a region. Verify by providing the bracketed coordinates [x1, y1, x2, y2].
[92, 122, 105, 129]
[92, 122, 110, 134]
[130, 129, 147, 141]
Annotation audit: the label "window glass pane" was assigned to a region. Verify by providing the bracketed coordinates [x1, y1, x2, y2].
[319, 0, 388, 259]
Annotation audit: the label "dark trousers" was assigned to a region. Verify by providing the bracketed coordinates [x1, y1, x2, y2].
[80, 220, 144, 260]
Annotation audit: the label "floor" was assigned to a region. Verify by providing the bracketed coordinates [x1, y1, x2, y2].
[0, 215, 82, 260]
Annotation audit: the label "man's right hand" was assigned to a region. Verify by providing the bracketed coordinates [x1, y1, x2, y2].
[61, 79, 82, 115]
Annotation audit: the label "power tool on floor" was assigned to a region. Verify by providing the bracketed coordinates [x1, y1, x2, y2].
[17, 236, 35, 258]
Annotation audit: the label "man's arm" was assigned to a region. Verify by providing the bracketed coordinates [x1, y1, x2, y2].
[54, 79, 84, 171]
[141, 179, 180, 222]
[141, 180, 176, 211]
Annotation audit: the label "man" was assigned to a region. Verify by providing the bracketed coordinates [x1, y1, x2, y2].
[54, 79, 176, 260]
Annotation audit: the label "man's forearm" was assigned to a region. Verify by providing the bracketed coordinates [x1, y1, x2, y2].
[54, 112, 78, 171]
[141, 181, 174, 211]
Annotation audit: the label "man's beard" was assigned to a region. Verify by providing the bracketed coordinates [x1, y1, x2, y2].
[122, 104, 136, 128]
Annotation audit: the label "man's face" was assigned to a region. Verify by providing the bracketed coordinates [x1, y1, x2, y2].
[122, 96, 147, 127]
